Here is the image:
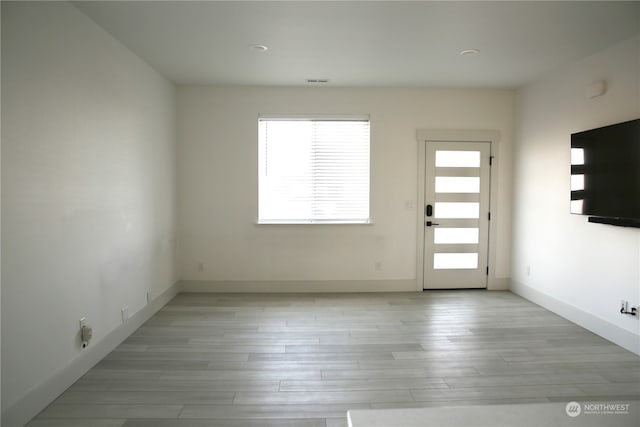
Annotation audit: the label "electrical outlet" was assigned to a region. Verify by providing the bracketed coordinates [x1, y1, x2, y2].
[526, 265, 531, 276]
[79, 317, 91, 348]
[121, 306, 129, 323]
[197, 262, 204, 272]
[374, 261, 382, 271]
[619, 301, 639, 317]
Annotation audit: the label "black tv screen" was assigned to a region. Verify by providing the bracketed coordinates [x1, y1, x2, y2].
[570, 119, 640, 224]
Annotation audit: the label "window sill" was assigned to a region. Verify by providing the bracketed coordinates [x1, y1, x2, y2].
[257, 220, 372, 225]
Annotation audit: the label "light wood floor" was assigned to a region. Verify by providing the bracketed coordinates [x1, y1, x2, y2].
[27, 291, 640, 426]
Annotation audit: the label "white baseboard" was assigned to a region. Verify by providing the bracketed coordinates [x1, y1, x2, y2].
[511, 279, 640, 356]
[179, 279, 417, 293]
[1, 282, 180, 427]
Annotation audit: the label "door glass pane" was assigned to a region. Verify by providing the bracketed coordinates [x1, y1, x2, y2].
[435, 151, 480, 167]
[434, 228, 479, 244]
[435, 177, 480, 193]
[434, 253, 478, 269]
[435, 202, 479, 218]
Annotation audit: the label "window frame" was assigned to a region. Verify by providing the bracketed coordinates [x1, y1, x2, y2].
[257, 115, 371, 225]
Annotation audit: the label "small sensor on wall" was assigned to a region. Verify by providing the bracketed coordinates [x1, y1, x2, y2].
[586, 80, 607, 99]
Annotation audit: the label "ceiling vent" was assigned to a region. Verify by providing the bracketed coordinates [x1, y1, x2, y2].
[306, 79, 330, 84]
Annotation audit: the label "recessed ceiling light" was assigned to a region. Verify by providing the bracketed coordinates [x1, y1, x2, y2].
[249, 44, 269, 52]
[460, 49, 480, 56]
[306, 79, 330, 84]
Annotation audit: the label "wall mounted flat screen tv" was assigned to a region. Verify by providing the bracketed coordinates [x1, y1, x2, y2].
[570, 118, 640, 228]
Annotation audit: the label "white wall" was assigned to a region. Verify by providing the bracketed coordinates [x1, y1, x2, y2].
[177, 86, 513, 291]
[1, 2, 177, 424]
[512, 35, 640, 354]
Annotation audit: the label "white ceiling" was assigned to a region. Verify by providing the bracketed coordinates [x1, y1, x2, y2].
[73, 1, 640, 88]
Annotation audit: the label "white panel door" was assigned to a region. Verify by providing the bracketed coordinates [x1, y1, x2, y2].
[423, 141, 491, 289]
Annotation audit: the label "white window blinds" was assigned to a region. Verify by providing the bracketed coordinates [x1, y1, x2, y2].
[258, 117, 370, 224]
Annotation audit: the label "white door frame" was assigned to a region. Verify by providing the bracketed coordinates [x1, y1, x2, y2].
[416, 129, 501, 291]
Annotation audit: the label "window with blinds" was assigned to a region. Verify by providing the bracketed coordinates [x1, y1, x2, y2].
[258, 116, 370, 224]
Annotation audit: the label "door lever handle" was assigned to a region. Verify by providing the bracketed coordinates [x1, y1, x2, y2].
[425, 221, 439, 227]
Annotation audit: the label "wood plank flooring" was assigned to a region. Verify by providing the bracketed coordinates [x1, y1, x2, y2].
[27, 291, 640, 426]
